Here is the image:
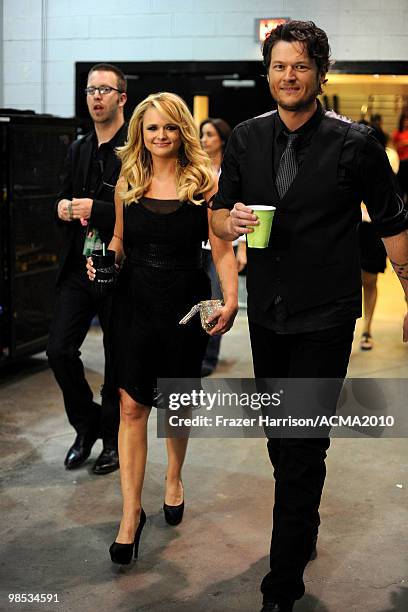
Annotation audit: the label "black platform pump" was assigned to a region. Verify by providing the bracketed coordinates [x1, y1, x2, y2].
[163, 478, 184, 526]
[163, 499, 184, 525]
[109, 508, 146, 564]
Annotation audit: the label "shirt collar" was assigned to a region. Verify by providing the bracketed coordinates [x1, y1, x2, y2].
[91, 122, 127, 150]
[275, 100, 324, 141]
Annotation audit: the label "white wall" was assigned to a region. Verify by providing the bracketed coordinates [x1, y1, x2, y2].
[3, 0, 408, 117]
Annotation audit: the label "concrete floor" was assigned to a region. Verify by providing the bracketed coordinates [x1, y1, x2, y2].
[1, 268, 407, 612]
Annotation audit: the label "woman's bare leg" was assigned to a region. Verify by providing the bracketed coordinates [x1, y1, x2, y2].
[115, 389, 151, 543]
[165, 436, 188, 505]
[362, 271, 378, 335]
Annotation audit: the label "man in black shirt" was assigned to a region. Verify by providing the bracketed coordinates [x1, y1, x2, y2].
[47, 64, 127, 475]
[211, 21, 408, 612]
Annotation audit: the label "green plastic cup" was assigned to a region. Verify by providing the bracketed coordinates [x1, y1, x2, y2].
[247, 205, 276, 248]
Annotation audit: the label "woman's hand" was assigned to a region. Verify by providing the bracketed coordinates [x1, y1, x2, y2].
[86, 257, 120, 283]
[205, 302, 238, 336]
[86, 257, 96, 281]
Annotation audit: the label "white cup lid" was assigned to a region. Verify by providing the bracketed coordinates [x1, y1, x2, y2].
[250, 205, 276, 211]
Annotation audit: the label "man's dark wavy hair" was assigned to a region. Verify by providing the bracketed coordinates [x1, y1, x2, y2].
[262, 20, 331, 95]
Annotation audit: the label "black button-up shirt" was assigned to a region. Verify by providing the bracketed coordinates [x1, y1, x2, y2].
[213, 101, 407, 333]
[72, 125, 125, 264]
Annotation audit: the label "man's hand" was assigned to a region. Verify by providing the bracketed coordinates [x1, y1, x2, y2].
[57, 198, 93, 222]
[71, 198, 93, 220]
[57, 198, 74, 222]
[228, 202, 259, 240]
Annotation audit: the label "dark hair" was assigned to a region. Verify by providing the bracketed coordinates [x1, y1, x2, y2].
[262, 20, 331, 95]
[88, 63, 127, 93]
[398, 111, 408, 133]
[199, 117, 232, 151]
[370, 113, 382, 125]
[369, 114, 387, 147]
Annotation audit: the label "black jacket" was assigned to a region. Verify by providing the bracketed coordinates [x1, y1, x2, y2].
[54, 123, 127, 285]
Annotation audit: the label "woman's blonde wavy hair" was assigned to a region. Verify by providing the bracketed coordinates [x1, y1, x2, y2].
[116, 92, 215, 206]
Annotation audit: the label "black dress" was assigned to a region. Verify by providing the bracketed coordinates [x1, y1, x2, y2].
[111, 197, 211, 406]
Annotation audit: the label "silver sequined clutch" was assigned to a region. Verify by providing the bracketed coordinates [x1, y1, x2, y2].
[179, 299, 224, 332]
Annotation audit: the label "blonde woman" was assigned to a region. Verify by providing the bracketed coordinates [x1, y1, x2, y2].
[87, 92, 238, 564]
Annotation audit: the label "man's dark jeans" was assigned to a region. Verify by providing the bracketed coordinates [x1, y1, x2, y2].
[249, 320, 355, 602]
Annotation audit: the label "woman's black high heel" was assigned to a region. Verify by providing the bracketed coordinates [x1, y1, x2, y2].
[109, 508, 146, 564]
[163, 479, 184, 526]
[163, 500, 184, 526]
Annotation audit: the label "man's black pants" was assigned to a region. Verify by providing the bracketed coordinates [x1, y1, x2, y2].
[249, 320, 355, 603]
[47, 265, 119, 448]
[202, 249, 222, 368]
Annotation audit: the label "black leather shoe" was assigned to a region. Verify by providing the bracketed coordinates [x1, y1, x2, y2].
[64, 433, 98, 470]
[261, 601, 294, 612]
[201, 363, 214, 377]
[92, 448, 119, 475]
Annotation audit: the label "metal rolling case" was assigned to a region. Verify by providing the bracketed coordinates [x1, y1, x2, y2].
[0, 113, 77, 365]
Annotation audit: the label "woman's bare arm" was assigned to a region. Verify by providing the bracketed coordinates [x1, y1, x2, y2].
[108, 177, 126, 264]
